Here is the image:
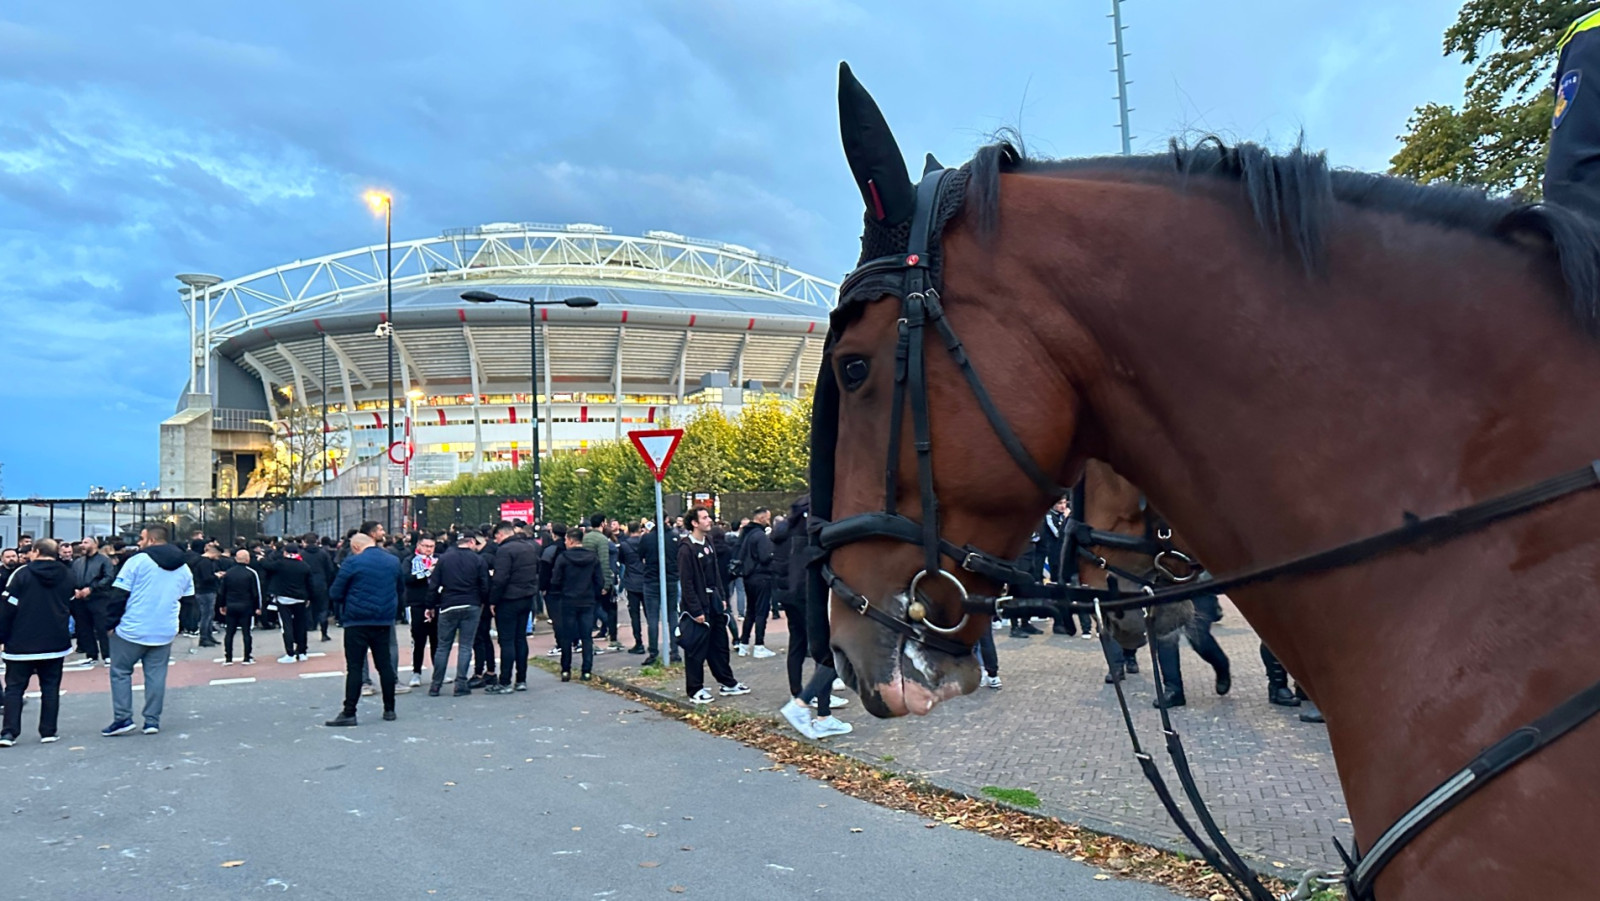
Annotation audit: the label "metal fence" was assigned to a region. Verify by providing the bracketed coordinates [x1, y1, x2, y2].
[0, 496, 520, 547]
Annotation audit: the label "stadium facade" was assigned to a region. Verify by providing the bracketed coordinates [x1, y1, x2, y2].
[158, 222, 835, 497]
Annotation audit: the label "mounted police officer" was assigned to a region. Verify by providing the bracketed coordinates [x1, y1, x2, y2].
[1545, 8, 1600, 212]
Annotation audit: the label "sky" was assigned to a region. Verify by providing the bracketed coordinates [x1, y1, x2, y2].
[0, 0, 1476, 497]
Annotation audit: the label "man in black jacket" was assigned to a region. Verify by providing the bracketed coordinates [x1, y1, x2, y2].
[402, 535, 438, 687]
[539, 522, 568, 659]
[215, 549, 262, 665]
[300, 533, 337, 642]
[618, 523, 647, 654]
[486, 522, 539, 694]
[637, 518, 679, 666]
[258, 543, 327, 664]
[735, 508, 779, 659]
[0, 540, 74, 745]
[69, 537, 116, 666]
[677, 507, 747, 703]
[428, 531, 489, 697]
[549, 529, 603, 681]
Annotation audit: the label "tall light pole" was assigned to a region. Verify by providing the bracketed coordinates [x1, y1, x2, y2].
[364, 190, 394, 495]
[460, 290, 599, 523]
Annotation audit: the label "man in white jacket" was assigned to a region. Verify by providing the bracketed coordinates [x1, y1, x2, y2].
[102, 525, 193, 738]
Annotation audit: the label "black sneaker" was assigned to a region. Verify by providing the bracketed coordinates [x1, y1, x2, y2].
[641, 654, 659, 667]
[580, 672, 592, 682]
[628, 645, 647, 655]
[453, 685, 472, 697]
[382, 710, 397, 722]
[0, 734, 16, 748]
[513, 682, 528, 692]
[467, 675, 487, 689]
[485, 684, 512, 695]
[427, 686, 441, 697]
[560, 671, 571, 683]
[324, 713, 358, 727]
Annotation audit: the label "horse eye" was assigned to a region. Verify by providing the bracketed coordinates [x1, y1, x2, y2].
[841, 357, 870, 391]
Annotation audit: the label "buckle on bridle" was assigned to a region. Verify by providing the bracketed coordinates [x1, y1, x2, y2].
[961, 552, 982, 572]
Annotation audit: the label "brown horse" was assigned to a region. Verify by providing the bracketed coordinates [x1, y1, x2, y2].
[819, 64, 1600, 899]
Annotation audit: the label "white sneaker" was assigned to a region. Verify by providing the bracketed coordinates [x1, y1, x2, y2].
[392, 683, 412, 694]
[718, 682, 750, 696]
[780, 699, 816, 738]
[809, 715, 853, 738]
[277, 654, 298, 664]
[296, 653, 308, 662]
[361, 684, 376, 697]
[40, 735, 59, 744]
[737, 644, 749, 657]
[220, 660, 235, 667]
[409, 674, 422, 687]
[1080, 632, 1095, 641]
[241, 658, 255, 666]
[546, 647, 562, 657]
[690, 688, 716, 704]
[808, 694, 849, 709]
[751, 645, 776, 659]
[981, 674, 1003, 689]
[832, 677, 846, 692]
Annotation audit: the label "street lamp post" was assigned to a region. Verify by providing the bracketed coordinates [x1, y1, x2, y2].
[460, 290, 599, 524]
[364, 190, 394, 497]
[404, 388, 424, 497]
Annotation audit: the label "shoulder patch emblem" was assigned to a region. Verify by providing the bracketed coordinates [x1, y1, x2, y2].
[1555, 70, 1582, 130]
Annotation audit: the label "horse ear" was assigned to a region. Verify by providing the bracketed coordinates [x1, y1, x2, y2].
[923, 153, 943, 176]
[838, 62, 914, 225]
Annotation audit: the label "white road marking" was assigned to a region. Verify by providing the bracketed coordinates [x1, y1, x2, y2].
[208, 677, 257, 686]
[299, 671, 344, 679]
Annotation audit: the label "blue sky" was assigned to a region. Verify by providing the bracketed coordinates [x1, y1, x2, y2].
[1, 0, 1474, 497]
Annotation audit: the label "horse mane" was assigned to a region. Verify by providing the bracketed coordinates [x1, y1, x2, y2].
[965, 135, 1600, 334]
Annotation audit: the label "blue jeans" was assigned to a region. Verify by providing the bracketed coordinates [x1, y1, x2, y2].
[432, 606, 481, 689]
[109, 633, 171, 728]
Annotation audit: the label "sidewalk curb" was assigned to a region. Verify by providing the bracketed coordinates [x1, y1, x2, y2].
[564, 659, 1296, 879]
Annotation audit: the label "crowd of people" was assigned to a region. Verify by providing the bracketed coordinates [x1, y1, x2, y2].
[0, 499, 856, 745]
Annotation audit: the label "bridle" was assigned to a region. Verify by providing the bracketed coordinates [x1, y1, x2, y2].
[807, 161, 1600, 900]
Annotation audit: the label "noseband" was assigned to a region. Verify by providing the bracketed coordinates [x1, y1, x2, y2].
[808, 166, 1073, 657]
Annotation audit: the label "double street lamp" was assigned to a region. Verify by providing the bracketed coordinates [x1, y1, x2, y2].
[461, 290, 599, 524]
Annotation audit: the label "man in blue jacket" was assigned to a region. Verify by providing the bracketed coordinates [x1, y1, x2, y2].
[326, 533, 402, 726]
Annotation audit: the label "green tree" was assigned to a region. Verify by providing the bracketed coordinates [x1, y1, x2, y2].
[1390, 1, 1594, 197]
[248, 406, 348, 496]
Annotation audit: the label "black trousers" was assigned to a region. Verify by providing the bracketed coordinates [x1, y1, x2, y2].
[472, 605, 496, 675]
[311, 593, 331, 638]
[626, 588, 646, 646]
[639, 581, 677, 656]
[343, 625, 396, 716]
[680, 612, 736, 697]
[223, 609, 254, 662]
[179, 596, 199, 634]
[555, 603, 595, 675]
[3, 657, 63, 739]
[1154, 595, 1230, 695]
[738, 576, 774, 646]
[409, 607, 437, 673]
[975, 623, 999, 677]
[781, 599, 833, 716]
[496, 598, 533, 684]
[71, 596, 95, 655]
[279, 603, 310, 657]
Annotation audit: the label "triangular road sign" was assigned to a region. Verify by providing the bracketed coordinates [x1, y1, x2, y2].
[628, 429, 684, 481]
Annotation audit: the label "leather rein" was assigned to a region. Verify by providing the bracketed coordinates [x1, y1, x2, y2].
[808, 164, 1600, 900]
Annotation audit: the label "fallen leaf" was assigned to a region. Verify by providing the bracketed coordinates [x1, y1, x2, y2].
[68, 746, 85, 751]
[682, 815, 693, 820]
[97, 845, 110, 850]
[444, 782, 456, 787]
[375, 767, 384, 771]
[924, 823, 937, 829]
[220, 860, 245, 868]
[1271, 862, 1285, 869]
[680, 846, 693, 851]
[645, 832, 658, 838]
[525, 758, 534, 763]
[572, 826, 582, 832]
[668, 886, 686, 894]
[640, 861, 660, 868]
[849, 828, 863, 834]
[1093, 874, 1111, 881]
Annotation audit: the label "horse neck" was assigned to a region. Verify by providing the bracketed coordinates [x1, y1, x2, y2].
[1001, 176, 1600, 852]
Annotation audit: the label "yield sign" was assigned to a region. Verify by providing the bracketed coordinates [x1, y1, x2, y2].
[628, 429, 684, 482]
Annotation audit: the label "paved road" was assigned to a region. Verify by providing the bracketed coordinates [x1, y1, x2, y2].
[590, 597, 1349, 873]
[0, 660, 1181, 900]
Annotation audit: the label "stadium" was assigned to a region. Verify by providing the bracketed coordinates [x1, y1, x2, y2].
[158, 222, 836, 497]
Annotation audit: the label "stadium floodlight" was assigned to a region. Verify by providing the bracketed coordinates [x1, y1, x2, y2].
[457, 291, 602, 521]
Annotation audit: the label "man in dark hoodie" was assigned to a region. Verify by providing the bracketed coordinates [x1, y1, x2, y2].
[734, 508, 779, 659]
[487, 521, 539, 694]
[549, 527, 603, 681]
[428, 530, 489, 697]
[0, 540, 74, 746]
[539, 522, 569, 659]
[103, 525, 193, 737]
[300, 533, 337, 642]
[618, 522, 647, 654]
[258, 543, 327, 664]
[637, 517, 679, 666]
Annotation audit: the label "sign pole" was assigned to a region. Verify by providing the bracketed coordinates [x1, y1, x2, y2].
[654, 478, 669, 660]
[627, 428, 684, 664]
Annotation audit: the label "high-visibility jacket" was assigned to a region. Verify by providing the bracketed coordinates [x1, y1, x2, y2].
[1545, 9, 1600, 212]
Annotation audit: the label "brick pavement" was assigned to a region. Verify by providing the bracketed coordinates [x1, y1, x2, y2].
[580, 598, 1350, 874]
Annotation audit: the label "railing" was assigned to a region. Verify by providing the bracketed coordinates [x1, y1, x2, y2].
[0, 496, 515, 548]
[211, 408, 274, 432]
